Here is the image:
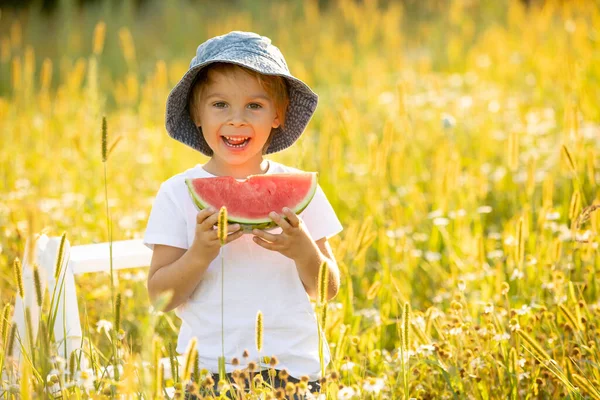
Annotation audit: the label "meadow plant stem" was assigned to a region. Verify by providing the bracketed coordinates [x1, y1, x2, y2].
[102, 116, 118, 383]
[217, 247, 226, 383]
[103, 163, 115, 313]
[220, 247, 225, 358]
[218, 207, 227, 383]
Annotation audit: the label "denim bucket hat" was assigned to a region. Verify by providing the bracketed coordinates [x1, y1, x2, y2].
[165, 31, 318, 156]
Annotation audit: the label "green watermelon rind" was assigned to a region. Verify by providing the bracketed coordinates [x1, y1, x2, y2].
[184, 173, 318, 232]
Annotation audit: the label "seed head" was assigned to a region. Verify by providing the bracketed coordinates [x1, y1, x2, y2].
[247, 361, 257, 372]
[571, 373, 600, 399]
[13, 258, 24, 298]
[255, 310, 263, 353]
[92, 21, 106, 56]
[202, 375, 214, 388]
[69, 350, 77, 380]
[7, 324, 16, 357]
[320, 304, 327, 328]
[253, 374, 264, 385]
[33, 264, 42, 308]
[269, 356, 278, 367]
[517, 329, 550, 362]
[451, 300, 463, 312]
[101, 116, 107, 162]
[285, 382, 296, 395]
[317, 261, 329, 306]
[1, 304, 12, 344]
[402, 302, 411, 356]
[569, 191, 581, 221]
[559, 303, 581, 331]
[217, 206, 228, 245]
[55, 232, 67, 280]
[114, 293, 122, 334]
[278, 369, 289, 380]
[182, 337, 198, 383]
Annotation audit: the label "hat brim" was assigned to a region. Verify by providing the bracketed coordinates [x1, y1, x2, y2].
[165, 51, 318, 156]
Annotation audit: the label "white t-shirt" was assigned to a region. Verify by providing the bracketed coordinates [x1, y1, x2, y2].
[143, 160, 343, 380]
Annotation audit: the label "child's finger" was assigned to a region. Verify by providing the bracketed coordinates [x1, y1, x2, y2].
[269, 211, 292, 232]
[208, 224, 241, 241]
[228, 224, 241, 232]
[253, 229, 279, 243]
[253, 236, 278, 250]
[200, 212, 219, 231]
[196, 208, 216, 225]
[225, 230, 245, 244]
[282, 208, 300, 228]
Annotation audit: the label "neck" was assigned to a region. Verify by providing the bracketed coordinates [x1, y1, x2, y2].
[203, 158, 270, 179]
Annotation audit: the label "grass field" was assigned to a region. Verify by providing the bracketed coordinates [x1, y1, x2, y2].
[1, 0, 599, 398]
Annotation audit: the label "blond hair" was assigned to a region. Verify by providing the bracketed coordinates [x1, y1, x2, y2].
[188, 63, 290, 155]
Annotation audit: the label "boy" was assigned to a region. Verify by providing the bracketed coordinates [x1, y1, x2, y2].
[144, 31, 343, 397]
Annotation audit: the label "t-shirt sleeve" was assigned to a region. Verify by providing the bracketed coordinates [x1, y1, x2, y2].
[300, 184, 343, 241]
[143, 181, 188, 250]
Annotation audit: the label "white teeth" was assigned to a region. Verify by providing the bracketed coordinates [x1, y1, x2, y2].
[223, 136, 249, 148]
[225, 136, 248, 143]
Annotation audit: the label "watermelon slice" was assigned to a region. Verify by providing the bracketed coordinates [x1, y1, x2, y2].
[185, 172, 318, 232]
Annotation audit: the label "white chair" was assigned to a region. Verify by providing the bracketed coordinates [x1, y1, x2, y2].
[10, 234, 184, 382]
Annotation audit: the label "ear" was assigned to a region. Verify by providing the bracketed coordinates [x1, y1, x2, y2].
[271, 114, 281, 129]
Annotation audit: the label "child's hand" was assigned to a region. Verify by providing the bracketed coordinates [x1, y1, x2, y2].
[252, 208, 316, 262]
[190, 208, 244, 264]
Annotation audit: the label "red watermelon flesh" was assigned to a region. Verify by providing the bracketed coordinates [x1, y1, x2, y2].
[185, 173, 318, 230]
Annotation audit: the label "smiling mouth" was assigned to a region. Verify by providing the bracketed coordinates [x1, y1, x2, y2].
[222, 136, 251, 148]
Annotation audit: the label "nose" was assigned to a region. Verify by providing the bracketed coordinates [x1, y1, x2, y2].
[227, 107, 248, 127]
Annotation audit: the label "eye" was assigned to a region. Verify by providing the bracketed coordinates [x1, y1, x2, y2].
[247, 103, 263, 110]
[212, 102, 227, 108]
